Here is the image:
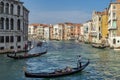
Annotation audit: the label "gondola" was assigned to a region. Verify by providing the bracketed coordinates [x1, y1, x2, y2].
[24, 60, 90, 78]
[91, 44, 106, 49]
[7, 50, 47, 59]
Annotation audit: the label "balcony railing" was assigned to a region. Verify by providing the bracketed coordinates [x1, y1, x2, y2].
[89, 31, 97, 37]
[108, 26, 117, 30]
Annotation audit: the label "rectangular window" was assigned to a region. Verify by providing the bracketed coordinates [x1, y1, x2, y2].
[0, 36, 4, 43]
[6, 36, 9, 43]
[113, 5, 116, 9]
[112, 21, 116, 28]
[0, 47, 4, 50]
[113, 13, 116, 17]
[17, 36, 21, 42]
[10, 36, 14, 42]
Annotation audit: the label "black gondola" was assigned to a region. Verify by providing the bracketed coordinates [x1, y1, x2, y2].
[91, 44, 106, 49]
[7, 50, 47, 59]
[24, 60, 90, 78]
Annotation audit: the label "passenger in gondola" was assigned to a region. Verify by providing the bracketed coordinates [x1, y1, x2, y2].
[78, 55, 82, 68]
[37, 41, 42, 47]
[65, 66, 72, 72]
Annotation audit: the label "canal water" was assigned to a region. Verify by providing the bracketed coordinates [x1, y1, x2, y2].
[0, 41, 120, 80]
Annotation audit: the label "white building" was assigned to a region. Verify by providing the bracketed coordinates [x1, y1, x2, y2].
[28, 24, 50, 41]
[52, 24, 64, 40]
[108, 1, 120, 48]
[83, 20, 92, 42]
[79, 25, 84, 41]
[0, 0, 29, 53]
[44, 26, 50, 40]
[92, 11, 102, 43]
[53, 24, 60, 40]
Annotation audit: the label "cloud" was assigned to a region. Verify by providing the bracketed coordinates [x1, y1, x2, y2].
[29, 11, 91, 24]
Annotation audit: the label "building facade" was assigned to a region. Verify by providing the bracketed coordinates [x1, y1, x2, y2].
[108, 0, 120, 47]
[83, 20, 92, 42]
[28, 24, 50, 41]
[74, 24, 81, 41]
[0, 0, 29, 53]
[92, 11, 102, 43]
[43, 25, 50, 40]
[101, 9, 108, 39]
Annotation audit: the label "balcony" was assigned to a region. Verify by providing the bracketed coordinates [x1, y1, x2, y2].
[108, 26, 117, 30]
[108, 17, 117, 23]
[89, 31, 97, 37]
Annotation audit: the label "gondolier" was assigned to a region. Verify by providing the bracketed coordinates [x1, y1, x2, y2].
[14, 49, 17, 56]
[78, 55, 82, 68]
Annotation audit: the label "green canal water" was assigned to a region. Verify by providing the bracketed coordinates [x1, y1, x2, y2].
[0, 41, 120, 80]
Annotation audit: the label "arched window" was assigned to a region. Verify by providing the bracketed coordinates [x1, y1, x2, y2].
[17, 19, 20, 30]
[6, 18, 9, 30]
[10, 4, 14, 15]
[6, 3, 9, 14]
[17, 5, 20, 16]
[0, 2, 4, 13]
[0, 17, 4, 29]
[10, 18, 14, 30]
[113, 38, 116, 44]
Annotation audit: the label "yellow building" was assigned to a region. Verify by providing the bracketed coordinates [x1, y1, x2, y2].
[101, 9, 108, 39]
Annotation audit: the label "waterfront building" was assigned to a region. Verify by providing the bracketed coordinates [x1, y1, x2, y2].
[74, 24, 81, 41]
[63, 23, 69, 40]
[52, 23, 64, 40]
[0, 0, 29, 53]
[108, 0, 120, 47]
[28, 24, 49, 41]
[101, 9, 108, 39]
[52, 24, 58, 40]
[29, 22, 81, 41]
[64, 23, 75, 40]
[92, 11, 102, 43]
[79, 25, 84, 42]
[57, 23, 64, 40]
[49, 25, 54, 40]
[83, 20, 92, 43]
[43, 25, 50, 40]
[28, 24, 39, 41]
[101, 9, 109, 45]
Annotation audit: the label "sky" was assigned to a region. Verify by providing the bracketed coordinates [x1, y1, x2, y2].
[21, 0, 112, 24]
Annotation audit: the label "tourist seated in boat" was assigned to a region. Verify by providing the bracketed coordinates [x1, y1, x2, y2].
[37, 41, 42, 46]
[54, 66, 72, 74]
[65, 66, 72, 72]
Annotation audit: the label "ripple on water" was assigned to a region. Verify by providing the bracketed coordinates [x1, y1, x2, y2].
[0, 41, 120, 80]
